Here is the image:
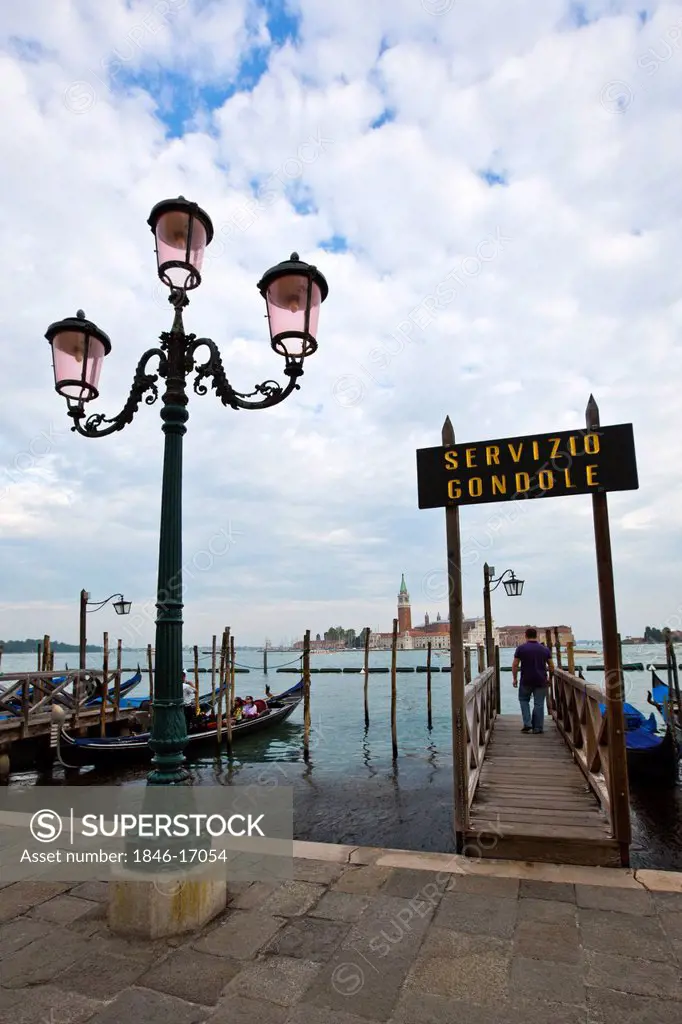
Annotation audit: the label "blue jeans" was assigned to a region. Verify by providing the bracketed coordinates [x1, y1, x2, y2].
[519, 685, 547, 731]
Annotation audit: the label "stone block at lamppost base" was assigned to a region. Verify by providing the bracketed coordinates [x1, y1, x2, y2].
[108, 869, 227, 939]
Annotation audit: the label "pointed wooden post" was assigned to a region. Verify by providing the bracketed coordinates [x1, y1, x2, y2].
[390, 618, 398, 759]
[567, 641, 576, 675]
[443, 416, 469, 851]
[464, 645, 472, 685]
[303, 629, 311, 762]
[210, 634, 217, 708]
[426, 641, 433, 729]
[363, 627, 371, 729]
[193, 645, 200, 716]
[263, 642, 268, 676]
[586, 394, 630, 865]
[114, 639, 122, 719]
[553, 627, 563, 668]
[664, 629, 681, 715]
[100, 632, 109, 737]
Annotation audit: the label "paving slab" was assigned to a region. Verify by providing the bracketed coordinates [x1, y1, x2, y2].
[0, 880, 70, 923]
[0, 984, 104, 1024]
[434, 891, 518, 938]
[193, 910, 284, 958]
[292, 858, 345, 885]
[0, 927, 93, 987]
[302, 894, 435, 1021]
[575, 884, 654, 915]
[28, 893, 100, 926]
[391, 991, 588, 1024]
[585, 950, 682, 1000]
[578, 907, 673, 961]
[519, 879, 576, 902]
[406, 942, 510, 1005]
[285, 1006, 385, 1024]
[265, 916, 350, 961]
[0, 916, 48, 958]
[139, 946, 243, 1004]
[221, 955, 322, 1006]
[310, 891, 371, 923]
[53, 949, 151, 1000]
[510, 955, 585, 1005]
[229, 881, 280, 910]
[205, 995, 289, 1024]
[380, 868, 446, 902]
[517, 896, 577, 924]
[587, 987, 682, 1023]
[513, 919, 582, 963]
[259, 880, 327, 917]
[447, 873, 519, 898]
[85, 985, 208, 1024]
[660, 909, 682, 941]
[69, 881, 109, 903]
[333, 865, 393, 895]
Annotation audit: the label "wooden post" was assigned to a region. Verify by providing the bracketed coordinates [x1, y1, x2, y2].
[114, 639, 122, 718]
[494, 645, 501, 714]
[477, 644, 485, 674]
[567, 641, 575, 675]
[0, 643, 3, 671]
[147, 644, 154, 704]
[586, 395, 630, 864]
[482, 564, 495, 670]
[553, 627, 562, 668]
[363, 627, 371, 729]
[665, 629, 674, 687]
[100, 632, 109, 737]
[263, 643, 268, 676]
[193, 645, 200, 715]
[391, 618, 398, 759]
[42, 635, 50, 673]
[464, 646, 472, 685]
[37, 641, 42, 672]
[217, 629, 228, 746]
[79, 589, 88, 671]
[443, 417, 468, 851]
[210, 634, 217, 708]
[426, 641, 433, 729]
[226, 635, 234, 757]
[303, 629, 311, 762]
[664, 629, 682, 714]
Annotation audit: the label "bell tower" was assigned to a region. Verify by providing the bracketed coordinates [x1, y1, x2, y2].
[397, 573, 412, 633]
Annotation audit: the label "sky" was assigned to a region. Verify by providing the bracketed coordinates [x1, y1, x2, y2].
[1, 0, 681, 648]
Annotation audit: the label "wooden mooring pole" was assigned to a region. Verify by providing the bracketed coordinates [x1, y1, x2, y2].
[586, 394, 630, 865]
[217, 628, 228, 746]
[226, 635, 234, 757]
[147, 644, 154, 705]
[363, 627, 371, 729]
[567, 640, 576, 675]
[391, 618, 398, 759]
[553, 627, 562, 668]
[443, 416, 468, 852]
[464, 646, 472, 685]
[664, 628, 681, 714]
[303, 629, 311, 762]
[114, 639, 122, 718]
[193, 645, 200, 716]
[263, 643, 268, 676]
[100, 632, 109, 737]
[477, 644, 485, 674]
[210, 634, 217, 707]
[426, 641, 433, 729]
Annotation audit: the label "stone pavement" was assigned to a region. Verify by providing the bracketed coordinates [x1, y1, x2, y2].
[0, 842, 680, 1024]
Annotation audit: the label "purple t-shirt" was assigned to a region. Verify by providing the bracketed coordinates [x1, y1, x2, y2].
[514, 641, 551, 686]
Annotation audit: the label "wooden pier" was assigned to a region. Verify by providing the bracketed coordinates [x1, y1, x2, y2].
[456, 664, 629, 867]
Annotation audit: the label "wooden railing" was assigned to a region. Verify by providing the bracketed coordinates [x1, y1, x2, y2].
[0, 670, 108, 736]
[549, 667, 630, 847]
[464, 666, 497, 810]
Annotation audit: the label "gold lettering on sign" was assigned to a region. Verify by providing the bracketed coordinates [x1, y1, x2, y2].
[465, 447, 477, 469]
[548, 437, 561, 459]
[584, 433, 600, 455]
[532, 440, 540, 460]
[491, 475, 507, 495]
[509, 443, 523, 463]
[564, 469, 576, 488]
[538, 470, 554, 490]
[485, 445, 500, 466]
[515, 472, 530, 492]
[468, 477, 482, 497]
[568, 436, 578, 456]
[447, 479, 461, 499]
[586, 464, 599, 487]
[444, 450, 458, 470]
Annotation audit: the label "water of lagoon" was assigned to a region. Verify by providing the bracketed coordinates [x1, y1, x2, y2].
[3, 644, 681, 870]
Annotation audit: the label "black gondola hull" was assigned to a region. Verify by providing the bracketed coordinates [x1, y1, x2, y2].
[626, 725, 679, 786]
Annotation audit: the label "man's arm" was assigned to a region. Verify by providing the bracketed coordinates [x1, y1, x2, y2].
[512, 650, 520, 688]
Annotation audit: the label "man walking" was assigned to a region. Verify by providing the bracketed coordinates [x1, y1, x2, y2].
[512, 628, 553, 734]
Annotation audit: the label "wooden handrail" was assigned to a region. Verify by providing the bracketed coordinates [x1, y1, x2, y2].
[550, 667, 614, 821]
[464, 666, 496, 809]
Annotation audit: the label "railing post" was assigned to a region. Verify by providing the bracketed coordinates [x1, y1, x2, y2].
[567, 641, 575, 675]
[587, 395, 630, 864]
[494, 645, 501, 716]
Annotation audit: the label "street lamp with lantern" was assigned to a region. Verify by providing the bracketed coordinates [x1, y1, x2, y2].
[78, 591, 132, 672]
[483, 564, 524, 706]
[47, 196, 328, 784]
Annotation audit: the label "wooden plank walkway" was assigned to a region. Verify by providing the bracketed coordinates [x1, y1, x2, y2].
[466, 714, 622, 867]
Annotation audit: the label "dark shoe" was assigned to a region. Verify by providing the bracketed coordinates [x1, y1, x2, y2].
[532, 729, 543, 734]
[521, 726, 532, 733]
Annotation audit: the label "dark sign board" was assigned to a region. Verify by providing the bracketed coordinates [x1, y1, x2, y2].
[416, 424, 638, 510]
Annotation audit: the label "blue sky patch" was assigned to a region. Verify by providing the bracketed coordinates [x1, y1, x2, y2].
[319, 235, 349, 253]
[478, 168, 508, 187]
[370, 109, 396, 130]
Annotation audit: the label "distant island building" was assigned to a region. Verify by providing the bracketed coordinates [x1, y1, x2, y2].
[368, 575, 493, 651]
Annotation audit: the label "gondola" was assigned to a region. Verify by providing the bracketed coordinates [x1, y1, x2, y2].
[646, 668, 682, 747]
[0, 668, 143, 719]
[55, 679, 303, 768]
[607, 698, 679, 785]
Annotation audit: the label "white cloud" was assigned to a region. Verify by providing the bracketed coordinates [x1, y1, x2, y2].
[0, 0, 680, 647]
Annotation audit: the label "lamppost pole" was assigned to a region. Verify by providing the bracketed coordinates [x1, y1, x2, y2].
[47, 197, 328, 787]
[483, 566, 524, 712]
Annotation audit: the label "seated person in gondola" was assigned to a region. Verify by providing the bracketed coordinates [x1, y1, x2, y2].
[232, 697, 244, 722]
[242, 696, 259, 718]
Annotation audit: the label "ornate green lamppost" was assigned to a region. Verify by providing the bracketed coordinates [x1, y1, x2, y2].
[46, 197, 328, 784]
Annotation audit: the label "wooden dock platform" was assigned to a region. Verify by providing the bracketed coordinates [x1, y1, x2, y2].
[467, 715, 621, 867]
